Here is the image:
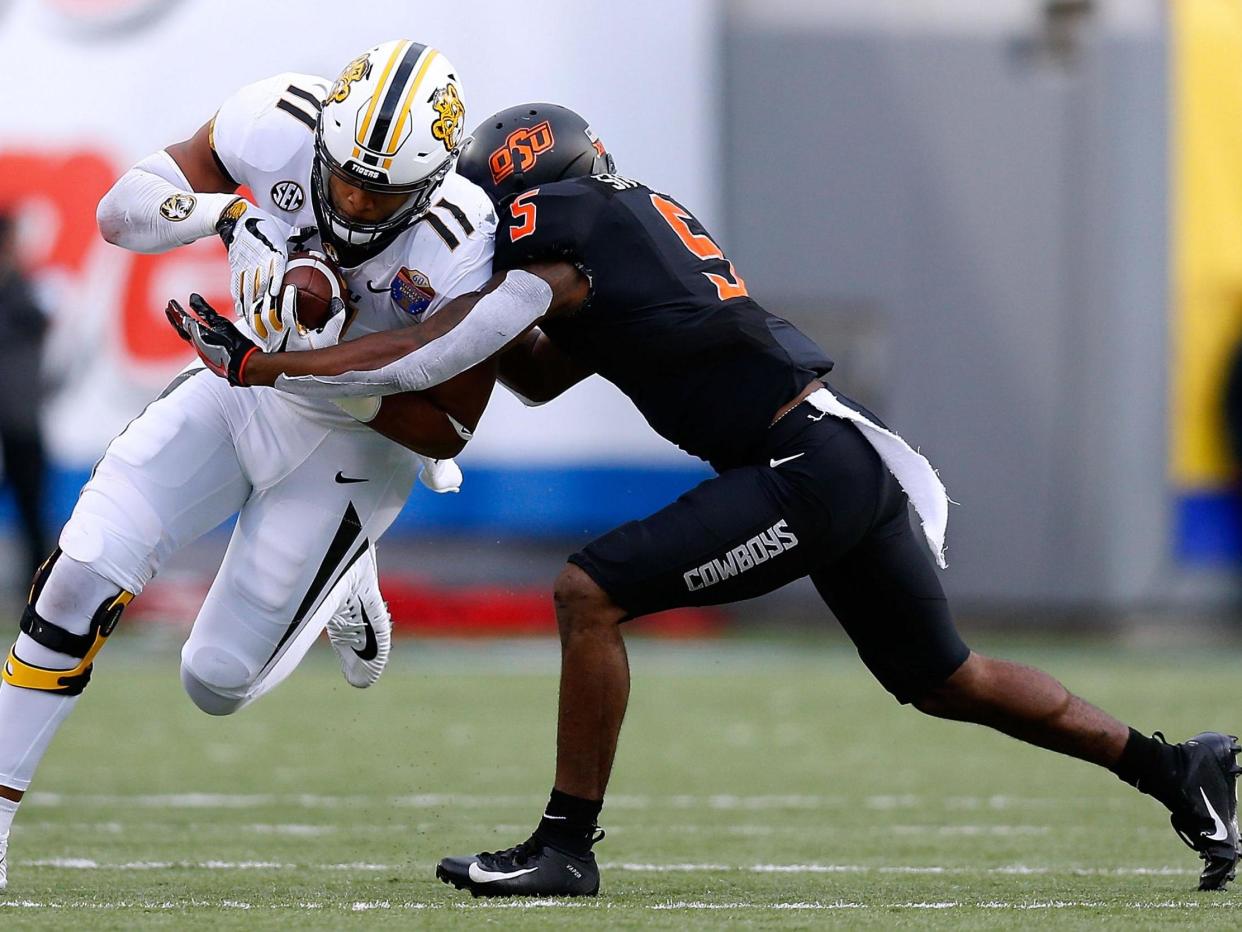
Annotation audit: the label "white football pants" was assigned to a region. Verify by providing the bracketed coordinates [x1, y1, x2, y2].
[59, 367, 418, 707]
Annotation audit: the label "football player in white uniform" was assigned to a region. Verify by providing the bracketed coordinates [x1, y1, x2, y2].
[0, 40, 497, 888]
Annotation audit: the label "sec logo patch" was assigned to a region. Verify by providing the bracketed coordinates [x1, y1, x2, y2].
[391, 268, 435, 317]
[270, 181, 305, 212]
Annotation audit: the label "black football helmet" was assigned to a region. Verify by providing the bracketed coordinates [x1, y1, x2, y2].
[457, 103, 615, 205]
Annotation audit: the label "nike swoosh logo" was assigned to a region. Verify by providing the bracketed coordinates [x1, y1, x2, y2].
[1201, 787, 1230, 841]
[353, 604, 378, 661]
[334, 471, 368, 484]
[468, 862, 538, 883]
[243, 217, 280, 254]
[446, 414, 473, 440]
[365, 279, 390, 293]
[769, 453, 805, 468]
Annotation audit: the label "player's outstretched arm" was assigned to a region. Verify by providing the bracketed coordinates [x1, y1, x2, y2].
[240, 260, 590, 396]
[166, 293, 487, 459]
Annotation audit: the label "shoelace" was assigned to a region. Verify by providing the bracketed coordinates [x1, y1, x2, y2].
[481, 828, 606, 866]
[480, 837, 542, 867]
[327, 599, 365, 649]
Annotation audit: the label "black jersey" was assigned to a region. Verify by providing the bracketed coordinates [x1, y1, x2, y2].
[493, 174, 833, 470]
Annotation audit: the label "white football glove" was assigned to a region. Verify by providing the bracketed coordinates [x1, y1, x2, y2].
[273, 286, 349, 352]
[216, 199, 294, 350]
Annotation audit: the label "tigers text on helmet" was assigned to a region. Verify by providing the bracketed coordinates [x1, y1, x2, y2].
[312, 39, 466, 262]
[456, 103, 614, 206]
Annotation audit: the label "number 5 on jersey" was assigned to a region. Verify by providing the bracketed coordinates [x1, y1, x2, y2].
[650, 193, 748, 302]
[509, 188, 540, 242]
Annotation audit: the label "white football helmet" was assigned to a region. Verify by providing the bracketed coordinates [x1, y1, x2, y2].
[312, 39, 466, 257]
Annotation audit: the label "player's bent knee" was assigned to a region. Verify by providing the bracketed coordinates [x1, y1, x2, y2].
[179, 663, 247, 716]
[1, 550, 132, 697]
[179, 643, 256, 716]
[553, 564, 619, 632]
[909, 651, 983, 718]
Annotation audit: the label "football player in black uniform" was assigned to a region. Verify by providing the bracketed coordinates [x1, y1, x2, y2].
[168, 104, 1240, 897]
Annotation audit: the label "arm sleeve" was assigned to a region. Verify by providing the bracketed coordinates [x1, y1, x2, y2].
[95, 150, 240, 254]
[273, 269, 553, 398]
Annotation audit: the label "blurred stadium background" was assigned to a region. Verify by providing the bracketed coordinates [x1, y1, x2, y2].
[1, 0, 1239, 634]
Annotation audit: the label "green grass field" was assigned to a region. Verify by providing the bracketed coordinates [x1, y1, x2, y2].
[1, 633, 1239, 929]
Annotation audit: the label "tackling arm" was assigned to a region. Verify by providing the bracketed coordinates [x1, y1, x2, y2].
[240, 260, 590, 396]
[364, 358, 497, 459]
[496, 328, 594, 405]
[165, 292, 491, 460]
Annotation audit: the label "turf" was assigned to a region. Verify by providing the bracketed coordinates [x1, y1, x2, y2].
[1, 634, 1239, 929]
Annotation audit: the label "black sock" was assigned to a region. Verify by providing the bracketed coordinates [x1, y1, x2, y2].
[1110, 728, 1182, 809]
[534, 788, 602, 855]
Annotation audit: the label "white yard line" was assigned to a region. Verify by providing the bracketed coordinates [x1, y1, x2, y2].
[604, 862, 1198, 876]
[17, 858, 1197, 877]
[16, 819, 1069, 841]
[21, 791, 1120, 810]
[25, 859, 392, 871]
[18, 819, 1078, 849]
[3, 898, 1240, 911]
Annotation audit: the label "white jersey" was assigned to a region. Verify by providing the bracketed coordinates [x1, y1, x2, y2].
[31, 70, 485, 753]
[210, 72, 496, 424]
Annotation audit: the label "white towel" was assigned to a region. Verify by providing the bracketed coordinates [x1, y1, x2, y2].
[418, 457, 462, 494]
[805, 388, 950, 569]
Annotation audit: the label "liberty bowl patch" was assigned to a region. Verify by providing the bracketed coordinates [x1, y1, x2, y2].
[391, 268, 435, 318]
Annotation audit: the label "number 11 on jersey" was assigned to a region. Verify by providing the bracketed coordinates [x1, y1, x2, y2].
[649, 193, 748, 302]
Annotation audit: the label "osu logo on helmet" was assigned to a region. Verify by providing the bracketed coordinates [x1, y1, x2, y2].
[489, 120, 555, 185]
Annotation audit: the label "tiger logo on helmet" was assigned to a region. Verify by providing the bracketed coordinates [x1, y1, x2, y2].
[327, 53, 372, 104]
[430, 84, 465, 151]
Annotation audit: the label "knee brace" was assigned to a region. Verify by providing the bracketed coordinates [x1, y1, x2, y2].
[1, 550, 132, 696]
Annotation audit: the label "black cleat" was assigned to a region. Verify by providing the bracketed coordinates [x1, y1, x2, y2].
[436, 834, 601, 898]
[1164, 732, 1241, 891]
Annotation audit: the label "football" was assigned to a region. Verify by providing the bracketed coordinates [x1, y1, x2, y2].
[282, 250, 348, 332]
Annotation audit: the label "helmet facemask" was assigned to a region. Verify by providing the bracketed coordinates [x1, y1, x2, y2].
[311, 131, 453, 258]
[312, 41, 467, 264]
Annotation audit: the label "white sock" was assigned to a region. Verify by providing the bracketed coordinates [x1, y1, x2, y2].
[0, 686, 81, 792]
[0, 795, 17, 840]
[0, 556, 120, 794]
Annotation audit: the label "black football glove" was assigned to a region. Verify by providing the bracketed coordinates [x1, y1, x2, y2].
[165, 293, 260, 387]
